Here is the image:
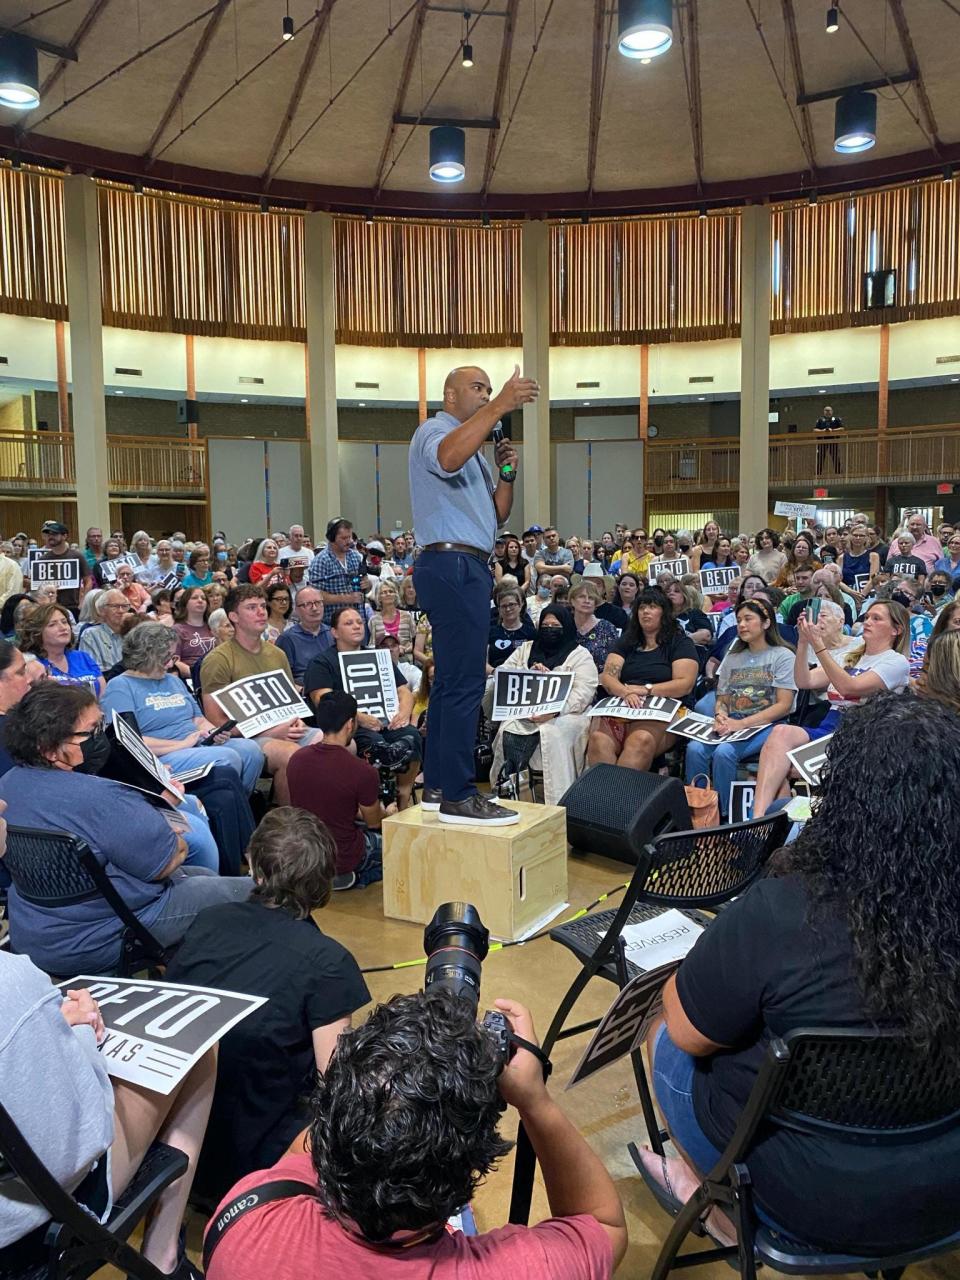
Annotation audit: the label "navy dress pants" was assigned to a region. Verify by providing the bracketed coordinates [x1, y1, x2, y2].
[413, 549, 491, 802]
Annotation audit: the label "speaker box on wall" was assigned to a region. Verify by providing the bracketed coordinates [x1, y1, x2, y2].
[176, 398, 200, 425]
[559, 765, 691, 866]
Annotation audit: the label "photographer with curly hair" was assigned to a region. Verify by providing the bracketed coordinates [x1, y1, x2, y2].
[204, 988, 625, 1277]
[637, 692, 960, 1253]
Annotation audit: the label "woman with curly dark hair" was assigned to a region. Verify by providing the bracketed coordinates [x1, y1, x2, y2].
[587, 586, 698, 771]
[637, 691, 960, 1253]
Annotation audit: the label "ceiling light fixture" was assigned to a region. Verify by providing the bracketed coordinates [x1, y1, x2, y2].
[461, 42, 473, 67]
[429, 125, 466, 183]
[834, 89, 877, 153]
[698, 204, 707, 220]
[241, 397, 249, 403]
[0, 34, 39, 110]
[259, 196, 270, 213]
[943, 164, 954, 183]
[282, 3, 294, 40]
[618, 0, 673, 61]
[808, 189, 818, 205]
[825, 6, 839, 34]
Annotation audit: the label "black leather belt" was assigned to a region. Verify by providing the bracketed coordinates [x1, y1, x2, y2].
[421, 541, 493, 564]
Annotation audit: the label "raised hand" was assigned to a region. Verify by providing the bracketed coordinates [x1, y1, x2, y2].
[495, 364, 539, 413]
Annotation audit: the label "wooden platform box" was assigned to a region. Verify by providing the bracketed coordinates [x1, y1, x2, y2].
[382, 801, 569, 942]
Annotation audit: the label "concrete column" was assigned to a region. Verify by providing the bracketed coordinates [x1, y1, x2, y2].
[738, 204, 772, 531]
[304, 211, 341, 524]
[521, 220, 551, 525]
[63, 175, 109, 538]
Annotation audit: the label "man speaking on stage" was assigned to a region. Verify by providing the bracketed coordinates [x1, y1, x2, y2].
[410, 365, 538, 826]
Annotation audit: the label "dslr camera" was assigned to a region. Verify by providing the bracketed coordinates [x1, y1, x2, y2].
[364, 738, 415, 804]
[423, 902, 512, 1066]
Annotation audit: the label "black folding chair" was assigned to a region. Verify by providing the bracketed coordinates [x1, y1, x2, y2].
[4, 826, 170, 978]
[509, 810, 790, 1223]
[0, 1099, 188, 1280]
[641, 1027, 960, 1280]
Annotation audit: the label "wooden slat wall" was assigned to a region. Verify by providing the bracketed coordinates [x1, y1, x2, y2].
[0, 166, 67, 320]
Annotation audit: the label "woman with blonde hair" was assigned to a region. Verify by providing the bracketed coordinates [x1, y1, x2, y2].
[569, 579, 619, 674]
[918, 630, 960, 714]
[753, 600, 910, 815]
[368, 579, 416, 661]
[129, 529, 155, 583]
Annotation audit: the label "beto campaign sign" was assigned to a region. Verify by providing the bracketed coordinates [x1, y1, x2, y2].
[211, 668, 310, 737]
[30, 555, 82, 590]
[338, 649, 399, 722]
[647, 557, 690, 583]
[699, 565, 740, 596]
[491, 667, 574, 721]
[59, 977, 266, 1095]
[588, 695, 681, 722]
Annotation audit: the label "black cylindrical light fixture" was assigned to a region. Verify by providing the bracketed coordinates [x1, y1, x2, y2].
[282, 13, 295, 39]
[618, 0, 673, 60]
[461, 42, 474, 67]
[0, 34, 39, 110]
[834, 89, 877, 153]
[429, 125, 466, 183]
[825, 6, 839, 33]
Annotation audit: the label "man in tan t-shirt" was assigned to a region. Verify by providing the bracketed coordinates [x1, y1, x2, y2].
[200, 584, 319, 804]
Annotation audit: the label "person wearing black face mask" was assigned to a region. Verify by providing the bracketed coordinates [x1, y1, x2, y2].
[484, 605, 599, 805]
[0, 683, 251, 976]
[924, 571, 954, 615]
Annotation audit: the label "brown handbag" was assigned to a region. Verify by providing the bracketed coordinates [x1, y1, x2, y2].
[684, 773, 720, 829]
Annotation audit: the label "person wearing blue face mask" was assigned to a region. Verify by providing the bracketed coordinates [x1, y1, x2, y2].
[527, 571, 555, 625]
[0, 682, 251, 975]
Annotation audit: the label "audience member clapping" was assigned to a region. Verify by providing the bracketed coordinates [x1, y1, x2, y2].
[19, 602, 104, 695]
[0, 683, 251, 973]
[638, 693, 960, 1254]
[165, 807, 370, 1204]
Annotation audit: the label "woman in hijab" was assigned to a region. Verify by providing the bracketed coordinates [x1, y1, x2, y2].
[483, 605, 598, 804]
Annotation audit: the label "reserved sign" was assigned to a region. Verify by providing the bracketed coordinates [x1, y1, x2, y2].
[338, 649, 399, 723]
[60, 976, 266, 1096]
[648, 557, 690, 583]
[588, 695, 681, 722]
[491, 667, 574, 721]
[211, 667, 310, 737]
[699, 565, 740, 596]
[30, 556, 82, 590]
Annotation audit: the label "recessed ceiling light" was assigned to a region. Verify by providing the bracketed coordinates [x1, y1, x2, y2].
[698, 396, 705, 401]
[951, 378, 959, 383]
[115, 390, 124, 395]
[358, 402, 366, 407]
[240, 397, 248, 403]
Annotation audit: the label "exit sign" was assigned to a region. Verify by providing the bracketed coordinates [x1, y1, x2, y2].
[937, 483, 954, 495]
[813, 487, 829, 499]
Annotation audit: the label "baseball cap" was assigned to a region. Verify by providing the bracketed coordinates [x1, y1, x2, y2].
[366, 540, 386, 555]
[41, 520, 68, 535]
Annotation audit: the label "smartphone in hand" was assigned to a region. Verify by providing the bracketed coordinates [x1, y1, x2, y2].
[199, 719, 237, 746]
[805, 598, 821, 624]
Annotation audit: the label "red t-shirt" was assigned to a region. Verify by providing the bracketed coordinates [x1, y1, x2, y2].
[287, 743, 379, 873]
[205, 1153, 612, 1280]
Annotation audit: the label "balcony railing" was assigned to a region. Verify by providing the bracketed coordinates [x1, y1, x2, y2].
[645, 425, 960, 495]
[0, 431, 206, 497]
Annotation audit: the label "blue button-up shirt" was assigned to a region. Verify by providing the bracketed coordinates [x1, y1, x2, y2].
[308, 546, 364, 625]
[409, 410, 498, 553]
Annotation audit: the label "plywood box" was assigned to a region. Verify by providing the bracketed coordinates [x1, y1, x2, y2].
[382, 801, 569, 942]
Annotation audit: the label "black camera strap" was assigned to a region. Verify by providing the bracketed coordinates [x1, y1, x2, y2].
[509, 1032, 553, 1078]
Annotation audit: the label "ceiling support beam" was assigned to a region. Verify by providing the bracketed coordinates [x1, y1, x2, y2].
[678, 0, 704, 192]
[585, 0, 606, 199]
[36, 0, 113, 104]
[0, 29, 77, 60]
[262, 0, 336, 186]
[143, 0, 232, 165]
[393, 113, 497, 127]
[480, 0, 519, 196]
[886, 0, 941, 152]
[780, 0, 818, 176]
[374, 0, 429, 196]
[797, 72, 916, 105]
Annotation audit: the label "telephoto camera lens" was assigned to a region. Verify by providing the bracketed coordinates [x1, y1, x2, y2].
[423, 902, 490, 1011]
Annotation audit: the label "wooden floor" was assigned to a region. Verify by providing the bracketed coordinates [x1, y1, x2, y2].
[136, 842, 960, 1279]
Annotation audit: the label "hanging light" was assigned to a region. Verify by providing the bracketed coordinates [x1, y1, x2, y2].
[834, 89, 877, 153]
[618, 0, 673, 61]
[282, 12, 294, 39]
[461, 42, 474, 67]
[943, 164, 954, 183]
[825, 6, 839, 33]
[429, 126, 466, 183]
[259, 196, 270, 213]
[0, 34, 40, 110]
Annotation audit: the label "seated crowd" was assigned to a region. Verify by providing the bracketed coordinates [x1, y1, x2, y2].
[2, 509, 959, 1279]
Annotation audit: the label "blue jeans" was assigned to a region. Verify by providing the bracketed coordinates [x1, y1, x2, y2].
[413, 550, 491, 802]
[652, 1024, 725, 1175]
[684, 725, 774, 817]
[180, 796, 220, 871]
[163, 740, 265, 795]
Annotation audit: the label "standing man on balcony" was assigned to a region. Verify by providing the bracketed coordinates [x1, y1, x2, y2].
[814, 405, 844, 476]
[409, 365, 537, 827]
[33, 520, 92, 612]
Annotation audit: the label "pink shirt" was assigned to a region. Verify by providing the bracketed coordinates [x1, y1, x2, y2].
[205, 1153, 612, 1280]
[908, 534, 943, 573]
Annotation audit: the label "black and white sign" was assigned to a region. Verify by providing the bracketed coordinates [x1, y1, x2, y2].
[699, 565, 740, 596]
[787, 732, 834, 786]
[491, 667, 574, 721]
[567, 965, 677, 1087]
[30, 556, 82, 590]
[648, 557, 691, 583]
[111, 710, 172, 791]
[157, 570, 180, 591]
[587, 695, 681, 722]
[338, 649, 399, 723]
[774, 500, 817, 520]
[728, 780, 755, 825]
[98, 559, 119, 583]
[667, 710, 764, 745]
[59, 977, 266, 1095]
[854, 573, 871, 592]
[173, 761, 214, 785]
[211, 668, 310, 737]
